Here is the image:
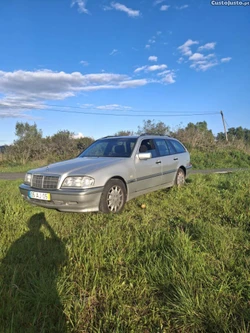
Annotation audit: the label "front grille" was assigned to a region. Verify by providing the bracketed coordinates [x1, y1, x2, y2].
[43, 176, 59, 189]
[32, 175, 43, 188]
[32, 175, 59, 190]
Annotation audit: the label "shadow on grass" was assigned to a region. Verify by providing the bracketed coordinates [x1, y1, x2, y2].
[0, 213, 68, 333]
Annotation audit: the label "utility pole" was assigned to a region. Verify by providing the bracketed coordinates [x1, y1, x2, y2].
[220, 110, 228, 142]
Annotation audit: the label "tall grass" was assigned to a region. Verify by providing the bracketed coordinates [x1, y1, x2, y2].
[1, 172, 250, 332]
[190, 148, 250, 169]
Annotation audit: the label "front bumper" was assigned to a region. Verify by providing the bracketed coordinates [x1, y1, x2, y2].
[19, 184, 104, 212]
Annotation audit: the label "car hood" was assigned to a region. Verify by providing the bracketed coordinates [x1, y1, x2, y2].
[30, 157, 127, 176]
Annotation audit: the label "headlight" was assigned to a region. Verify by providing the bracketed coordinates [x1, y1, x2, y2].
[24, 173, 32, 185]
[61, 176, 95, 188]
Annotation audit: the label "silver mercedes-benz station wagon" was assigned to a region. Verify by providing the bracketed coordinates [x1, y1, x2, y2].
[19, 134, 192, 213]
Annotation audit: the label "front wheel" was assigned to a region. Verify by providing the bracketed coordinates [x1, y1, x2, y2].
[99, 179, 126, 213]
[175, 168, 185, 186]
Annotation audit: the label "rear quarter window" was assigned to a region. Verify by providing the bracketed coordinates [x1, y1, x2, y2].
[169, 139, 186, 153]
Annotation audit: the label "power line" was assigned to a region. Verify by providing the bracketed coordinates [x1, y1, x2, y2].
[44, 103, 220, 114]
[30, 108, 220, 117]
[225, 119, 230, 129]
[0, 103, 221, 117]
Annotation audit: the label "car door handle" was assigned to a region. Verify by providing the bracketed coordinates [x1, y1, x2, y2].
[173, 157, 178, 161]
[156, 160, 161, 164]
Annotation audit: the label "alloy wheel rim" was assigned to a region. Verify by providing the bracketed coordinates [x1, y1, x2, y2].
[177, 171, 185, 185]
[107, 185, 123, 212]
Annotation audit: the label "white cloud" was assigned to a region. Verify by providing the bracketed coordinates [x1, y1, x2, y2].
[0, 95, 46, 120]
[177, 57, 184, 64]
[103, 5, 112, 11]
[153, 0, 165, 5]
[148, 56, 158, 62]
[221, 57, 232, 63]
[80, 73, 129, 84]
[176, 5, 189, 9]
[71, 0, 89, 14]
[148, 38, 156, 44]
[206, 53, 216, 59]
[134, 66, 147, 73]
[160, 5, 170, 11]
[96, 104, 132, 111]
[178, 39, 199, 56]
[189, 53, 205, 61]
[0, 112, 32, 119]
[147, 64, 167, 71]
[0, 69, 151, 118]
[189, 53, 218, 71]
[157, 70, 176, 84]
[0, 95, 46, 119]
[110, 49, 118, 56]
[157, 70, 170, 77]
[72, 132, 84, 139]
[178, 39, 229, 72]
[134, 64, 167, 73]
[198, 42, 216, 51]
[110, 2, 140, 17]
[81, 103, 132, 111]
[146, 34, 162, 49]
[80, 79, 149, 90]
[81, 103, 94, 108]
[119, 79, 149, 88]
[192, 61, 218, 71]
[80, 60, 89, 66]
[162, 73, 175, 84]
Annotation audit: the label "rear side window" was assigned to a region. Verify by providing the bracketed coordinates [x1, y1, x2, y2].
[154, 139, 170, 156]
[166, 140, 176, 155]
[169, 139, 186, 153]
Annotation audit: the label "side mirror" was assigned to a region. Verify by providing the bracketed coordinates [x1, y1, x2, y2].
[138, 152, 152, 160]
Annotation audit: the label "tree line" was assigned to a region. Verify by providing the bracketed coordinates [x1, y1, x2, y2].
[3, 122, 94, 165]
[2, 120, 250, 165]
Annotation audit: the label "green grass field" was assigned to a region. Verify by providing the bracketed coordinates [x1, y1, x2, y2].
[1, 172, 250, 332]
[0, 160, 48, 173]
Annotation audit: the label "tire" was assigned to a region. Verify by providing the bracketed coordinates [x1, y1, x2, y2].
[99, 179, 127, 213]
[175, 168, 185, 186]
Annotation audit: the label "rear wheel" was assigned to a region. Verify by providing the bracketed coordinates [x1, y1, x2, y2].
[99, 179, 126, 213]
[175, 168, 185, 186]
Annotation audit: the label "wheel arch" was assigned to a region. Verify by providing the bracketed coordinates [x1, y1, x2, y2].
[179, 166, 186, 176]
[105, 176, 128, 193]
[99, 176, 128, 213]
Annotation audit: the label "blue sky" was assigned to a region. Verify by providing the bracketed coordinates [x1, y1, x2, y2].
[0, 0, 249, 144]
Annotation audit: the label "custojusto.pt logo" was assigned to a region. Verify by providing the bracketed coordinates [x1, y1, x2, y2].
[211, 0, 250, 5]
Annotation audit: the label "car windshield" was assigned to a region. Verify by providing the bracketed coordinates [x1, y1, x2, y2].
[79, 138, 137, 158]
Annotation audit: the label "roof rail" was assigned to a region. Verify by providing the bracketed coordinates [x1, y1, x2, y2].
[139, 133, 170, 137]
